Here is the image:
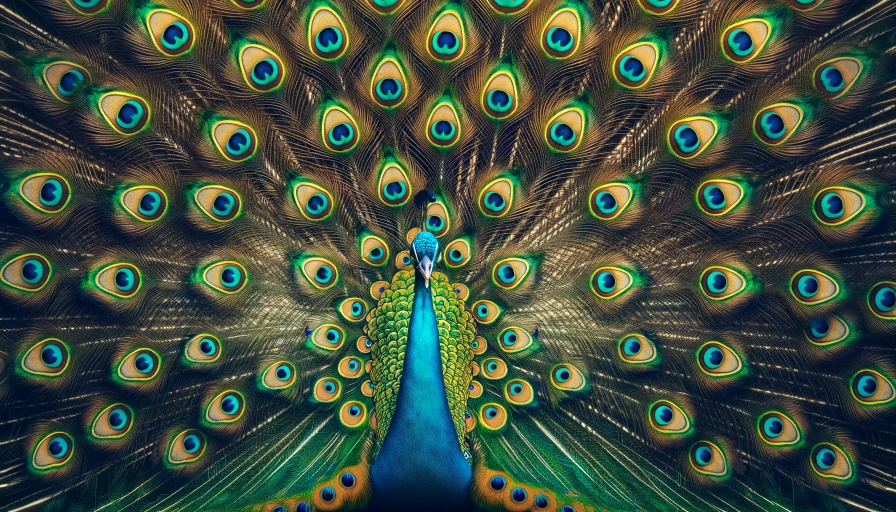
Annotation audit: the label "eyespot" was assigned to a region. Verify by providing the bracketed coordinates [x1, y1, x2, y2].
[534, 494, 551, 509]
[689, 441, 728, 477]
[696, 341, 743, 377]
[488, 474, 507, 492]
[472, 335, 487, 355]
[479, 403, 508, 430]
[753, 103, 803, 146]
[648, 400, 690, 434]
[99, 92, 151, 136]
[92, 404, 134, 439]
[308, 6, 349, 61]
[339, 401, 367, 428]
[472, 300, 502, 324]
[94, 263, 142, 299]
[480, 357, 508, 380]
[497, 327, 532, 354]
[194, 185, 242, 222]
[466, 380, 483, 399]
[504, 379, 535, 405]
[487, 0, 532, 15]
[868, 282, 896, 320]
[66, 0, 110, 15]
[18, 172, 72, 215]
[206, 390, 246, 423]
[2, 253, 52, 292]
[590, 266, 635, 300]
[300, 257, 338, 290]
[613, 42, 659, 89]
[377, 161, 412, 207]
[167, 429, 206, 464]
[721, 19, 772, 64]
[117, 348, 161, 381]
[21, 338, 70, 377]
[668, 116, 718, 160]
[146, 9, 195, 57]
[357, 336, 373, 354]
[338, 298, 368, 323]
[550, 363, 586, 391]
[312, 324, 345, 351]
[756, 411, 801, 446]
[120, 185, 167, 222]
[367, 0, 405, 14]
[851, 369, 895, 406]
[492, 258, 530, 290]
[813, 186, 867, 227]
[811, 443, 853, 480]
[453, 283, 469, 301]
[790, 269, 839, 306]
[589, 183, 633, 220]
[637, 0, 680, 15]
[481, 71, 518, 120]
[426, 100, 462, 149]
[338, 356, 364, 378]
[211, 119, 257, 162]
[202, 261, 247, 294]
[394, 250, 413, 269]
[699, 266, 746, 301]
[185, 334, 222, 364]
[293, 182, 333, 221]
[444, 238, 471, 267]
[542, 8, 581, 59]
[814, 57, 863, 100]
[232, 0, 265, 9]
[261, 361, 296, 390]
[313, 377, 342, 402]
[427, 11, 465, 62]
[361, 379, 374, 397]
[321, 105, 359, 153]
[360, 235, 389, 267]
[239, 43, 284, 92]
[784, 0, 823, 10]
[32, 432, 74, 470]
[43, 62, 89, 102]
[424, 201, 451, 236]
[545, 107, 585, 153]
[805, 315, 850, 346]
[617, 334, 658, 364]
[696, 180, 745, 216]
[370, 57, 408, 109]
[478, 177, 514, 218]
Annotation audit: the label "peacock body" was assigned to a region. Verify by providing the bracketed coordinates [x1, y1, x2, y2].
[1, 0, 896, 510]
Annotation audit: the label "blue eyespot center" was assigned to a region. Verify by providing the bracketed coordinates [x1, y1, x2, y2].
[324, 381, 336, 393]
[200, 338, 217, 355]
[59, 69, 85, 96]
[857, 375, 878, 397]
[449, 249, 463, 261]
[115, 268, 136, 291]
[809, 317, 830, 338]
[315, 266, 332, 283]
[550, 122, 576, 146]
[227, 129, 252, 156]
[320, 486, 336, 502]
[117, 101, 144, 130]
[109, 408, 127, 429]
[875, 287, 896, 312]
[728, 29, 754, 57]
[512, 488, 527, 502]
[760, 112, 786, 139]
[139, 191, 161, 216]
[707, 271, 728, 294]
[820, 66, 844, 93]
[704, 185, 726, 209]
[22, 259, 45, 284]
[487, 89, 512, 113]
[40, 344, 63, 368]
[816, 448, 836, 469]
[703, 347, 724, 369]
[433, 31, 459, 55]
[595, 191, 618, 214]
[694, 445, 713, 465]
[535, 494, 550, 509]
[597, 271, 616, 293]
[489, 476, 506, 491]
[674, 125, 700, 153]
[329, 123, 354, 145]
[383, 181, 406, 201]
[623, 337, 641, 356]
[654, 405, 673, 425]
[183, 433, 201, 453]
[341, 472, 356, 487]
[221, 265, 242, 288]
[620, 55, 646, 82]
[820, 192, 844, 219]
[555, 368, 571, 382]
[162, 22, 189, 50]
[39, 179, 63, 207]
[547, 27, 573, 52]
[221, 394, 240, 414]
[376, 78, 402, 101]
[798, 275, 819, 297]
[212, 193, 235, 216]
[316, 27, 343, 54]
[252, 58, 279, 86]
[276, 365, 291, 380]
[48, 436, 69, 458]
[135, 353, 154, 373]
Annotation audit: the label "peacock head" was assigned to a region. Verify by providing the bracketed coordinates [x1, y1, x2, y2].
[410, 231, 440, 288]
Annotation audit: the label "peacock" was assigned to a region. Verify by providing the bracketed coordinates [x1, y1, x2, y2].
[1, 0, 896, 510]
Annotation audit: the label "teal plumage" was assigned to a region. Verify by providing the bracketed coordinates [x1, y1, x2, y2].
[1, 0, 896, 510]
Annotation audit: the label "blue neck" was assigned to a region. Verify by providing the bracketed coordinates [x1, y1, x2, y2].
[369, 274, 472, 510]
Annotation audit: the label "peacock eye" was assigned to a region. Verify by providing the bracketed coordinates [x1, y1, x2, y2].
[22, 338, 70, 377]
[472, 300, 502, 324]
[338, 298, 368, 323]
[338, 356, 364, 378]
[92, 404, 134, 439]
[377, 160, 412, 206]
[32, 432, 75, 470]
[481, 71, 519, 120]
[312, 324, 345, 351]
[424, 200, 451, 236]
[367, 0, 405, 14]
[497, 327, 532, 353]
[261, 361, 296, 390]
[805, 315, 850, 346]
[636, 0, 680, 15]
[2, 253, 52, 292]
[668, 116, 718, 159]
[814, 57, 863, 100]
[492, 258, 530, 290]
[293, 182, 333, 221]
[300, 257, 338, 290]
[689, 441, 728, 477]
[468, 380, 483, 398]
[321, 105, 359, 153]
[99, 92, 151, 136]
[868, 282, 896, 320]
[194, 185, 242, 222]
[756, 411, 801, 446]
[613, 42, 659, 88]
[66, 0, 110, 16]
[426, 100, 462, 149]
[479, 403, 508, 430]
[118, 348, 161, 381]
[784, 0, 823, 10]
[545, 107, 585, 153]
[201, 261, 247, 294]
[357, 335, 373, 353]
[444, 238, 471, 267]
[239, 43, 284, 92]
[589, 183, 633, 220]
[851, 369, 895, 406]
[472, 335, 487, 355]
[754, 103, 803, 145]
[810, 443, 853, 480]
[232, 0, 266, 9]
[542, 8, 581, 59]
[550, 363, 587, 391]
[699, 265, 746, 301]
[696, 179, 745, 216]
[313, 377, 342, 402]
[504, 379, 535, 405]
[453, 282, 469, 301]
[185, 334, 222, 364]
[43, 62, 89, 102]
[206, 390, 246, 423]
[478, 177, 514, 218]
[487, 0, 532, 15]
[721, 19, 772, 63]
[94, 263, 142, 299]
[590, 267, 634, 300]
[648, 400, 690, 434]
[370, 56, 408, 109]
[395, 250, 413, 269]
[481, 357, 508, 380]
[813, 186, 866, 227]
[210, 119, 257, 162]
[339, 401, 368, 428]
[617, 333, 658, 364]
[427, 11, 465, 61]
[167, 430, 206, 464]
[696, 341, 743, 377]
[790, 269, 840, 306]
[309, 6, 349, 61]
[146, 9, 195, 57]
[120, 185, 167, 222]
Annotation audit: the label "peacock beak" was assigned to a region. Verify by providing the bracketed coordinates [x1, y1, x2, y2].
[417, 255, 433, 288]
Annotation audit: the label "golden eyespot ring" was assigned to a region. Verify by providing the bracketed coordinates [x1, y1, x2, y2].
[471, 300, 502, 324]
[205, 390, 246, 423]
[504, 379, 535, 405]
[813, 186, 866, 227]
[696, 179, 745, 216]
[32, 431, 74, 470]
[590, 266, 634, 300]
[479, 403, 508, 430]
[468, 380, 483, 398]
[117, 348, 161, 381]
[699, 265, 746, 301]
[2, 253, 52, 292]
[395, 250, 413, 270]
[805, 315, 849, 346]
[146, 9, 195, 57]
[120, 185, 168, 222]
[689, 440, 728, 477]
[370, 57, 408, 109]
[312, 324, 345, 351]
[261, 361, 296, 390]
[167, 429, 206, 464]
[66, 0, 110, 16]
[492, 258, 530, 290]
[202, 261, 248, 294]
[427, 11, 465, 62]
[721, 19, 772, 64]
[444, 238, 471, 267]
[184, 334, 222, 364]
[308, 7, 349, 61]
[613, 42, 659, 89]
[98, 92, 151, 136]
[636, 0, 680, 16]
[810, 442, 853, 480]
[424, 201, 451, 236]
[361, 379, 374, 397]
[753, 103, 803, 146]
[544, 107, 585, 153]
[471, 336, 487, 355]
[589, 183, 633, 220]
[542, 8, 581, 60]
[481, 357, 508, 380]
[360, 235, 390, 266]
[868, 281, 896, 320]
[92, 403, 135, 439]
[377, 161, 412, 206]
[370, 281, 390, 300]
[790, 269, 840, 306]
[338, 356, 364, 378]
[756, 411, 801, 446]
[338, 298, 368, 323]
[239, 43, 285, 92]
[321, 105, 359, 153]
[293, 182, 334, 221]
[481, 71, 519, 120]
[850, 369, 895, 406]
[486, 0, 532, 15]
[452, 283, 469, 301]
[313, 377, 342, 403]
[210, 120, 258, 162]
[357, 335, 373, 353]
[366, 0, 406, 15]
[550, 363, 586, 391]
[339, 401, 367, 427]
[479, 177, 514, 217]
[300, 257, 338, 290]
[194, 185, 242, 222]
[94, 262, 142, 299]
[426, 101, 462, 149]
[465, 409, 477, 432]
[21, 338, 70, 377]
[496, 327, 532, 353]
[814, 57, 863, 100]
[696, 341, 743, 377]
[617, 334, 657, 364]
[43, 62, 89, 102]
[668, 116, 718, 160]
[648, 400, 690, 434]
